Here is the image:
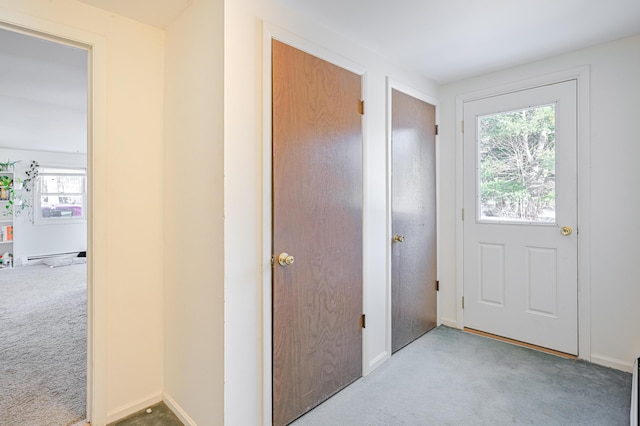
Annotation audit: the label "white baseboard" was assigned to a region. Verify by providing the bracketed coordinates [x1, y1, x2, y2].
[440, 317, 458, 328]
[365, 351, 390, 375]
[106, 391, 163, 424]
[591, 353, 634, 373]
[164, 392, 197, 426]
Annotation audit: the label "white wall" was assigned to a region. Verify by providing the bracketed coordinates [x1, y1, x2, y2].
[163, 0, 224, 424]
[0, 2, 166, 424]
[224, 1, 438, 424]
[0, 148, 87, 262]
[439, 35, 640, 372]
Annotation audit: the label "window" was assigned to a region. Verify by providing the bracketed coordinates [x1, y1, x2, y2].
[35, 167, 86, 224]
[477, 104, 556, 224]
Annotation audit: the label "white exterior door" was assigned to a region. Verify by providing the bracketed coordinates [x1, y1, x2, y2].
[463, 81, 578, 355]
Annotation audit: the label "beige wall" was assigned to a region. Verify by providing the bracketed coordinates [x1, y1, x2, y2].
[0, 1, 165, 424]
[439, 34, 640, 372]
[163, 0, 224, 424]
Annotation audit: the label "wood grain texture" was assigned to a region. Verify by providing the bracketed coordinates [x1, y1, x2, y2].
[391, 89, 437, 353]
[272, 39, 363, 426]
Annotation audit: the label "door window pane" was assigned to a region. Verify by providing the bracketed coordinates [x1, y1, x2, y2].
[478, 104, 556, 223]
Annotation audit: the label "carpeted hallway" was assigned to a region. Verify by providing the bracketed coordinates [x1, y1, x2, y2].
[1, 264, 632, 425]
[0, 263, 87, 426]
[292, 326, 632, 425]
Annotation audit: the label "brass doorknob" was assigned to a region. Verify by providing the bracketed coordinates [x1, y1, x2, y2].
[561, 226, 573, 236]
[393, 235, 405, 243]
[278, 252, 295, 266]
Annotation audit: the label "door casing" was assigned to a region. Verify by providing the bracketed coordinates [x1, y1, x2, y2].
[455, 68, 592, 361]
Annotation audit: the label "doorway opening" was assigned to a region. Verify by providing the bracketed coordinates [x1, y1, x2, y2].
[0, 25, 90, 425]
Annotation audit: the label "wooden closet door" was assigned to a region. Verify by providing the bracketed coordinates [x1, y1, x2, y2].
[391, 89, 437, 353]
[272, 40, 363, 425]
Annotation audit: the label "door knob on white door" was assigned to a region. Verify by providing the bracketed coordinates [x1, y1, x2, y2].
[561, 226, 573, 236]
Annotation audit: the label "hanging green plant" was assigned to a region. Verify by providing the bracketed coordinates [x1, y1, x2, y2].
[0, 175, 15, 216]
[0, 159, 20, 172]
[23, 161, 39, 192]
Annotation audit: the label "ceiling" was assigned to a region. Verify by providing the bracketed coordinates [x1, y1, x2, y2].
[79, 0, 640, 84]
[282, 0, 640, 83]
[2, 0, 639, 154]
[0, 28, 87, 153]
[78, 0, 192, 29]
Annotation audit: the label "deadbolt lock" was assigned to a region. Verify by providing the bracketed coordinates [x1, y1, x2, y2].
[393, 234, 405, 243]
[278, 252, 295, 266]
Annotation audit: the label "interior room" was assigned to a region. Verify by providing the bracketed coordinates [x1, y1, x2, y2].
[0, 0, 638, 425]
[0, 27, 88, 425]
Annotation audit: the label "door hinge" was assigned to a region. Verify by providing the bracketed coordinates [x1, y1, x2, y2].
[436, 280, 440, 292]
[461, 120, 464, 134]
[462, 296, 465, 309]
[359, 100, 365, 115]
[360, 314, 366, 328]
[435, 124, 439, 135]
[462, 208, 465, 221]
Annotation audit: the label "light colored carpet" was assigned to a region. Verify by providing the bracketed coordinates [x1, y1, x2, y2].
[0, 263, 87, 426]
[292, 326, 632, 426]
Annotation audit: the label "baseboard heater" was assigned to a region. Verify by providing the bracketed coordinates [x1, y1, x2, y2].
[28, 251, 85, 260]
[632, 357, 639, 426]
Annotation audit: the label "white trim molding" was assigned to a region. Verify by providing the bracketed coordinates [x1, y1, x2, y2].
[591, 354, 635, 373]
[106, 392, 163, 424]
[164, 392, 198, 426]
[440, 318, 458, 329]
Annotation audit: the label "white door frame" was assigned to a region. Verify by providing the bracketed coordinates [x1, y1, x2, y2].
[261, 23, 368, 426]
[455, 67, 591, 360]
[0, 12, 108, 425]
